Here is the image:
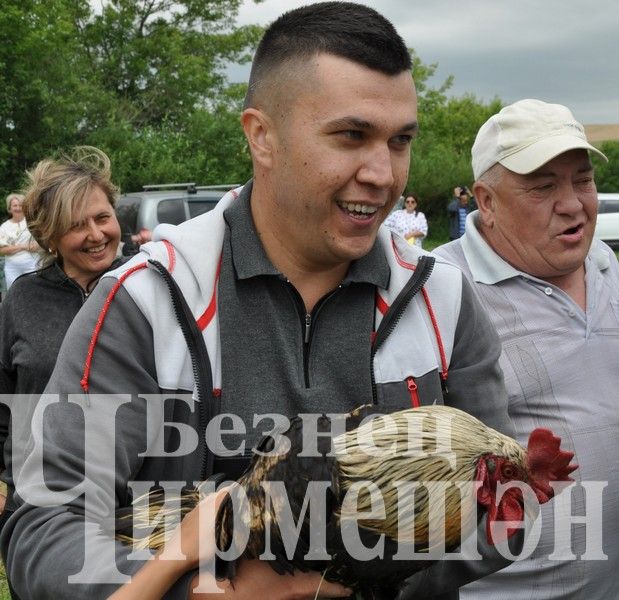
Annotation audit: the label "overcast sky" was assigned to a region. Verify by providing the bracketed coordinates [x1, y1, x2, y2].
[230, 0, 618, 124]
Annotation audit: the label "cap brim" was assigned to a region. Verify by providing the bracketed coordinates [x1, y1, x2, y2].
[499, 134, 608, 174]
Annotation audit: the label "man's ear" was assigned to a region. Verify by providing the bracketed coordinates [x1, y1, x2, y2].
[241, 108, 276, 170]
[472, 181, 496, 229]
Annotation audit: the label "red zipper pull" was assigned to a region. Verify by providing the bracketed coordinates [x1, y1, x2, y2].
[406, 376, 420, 408]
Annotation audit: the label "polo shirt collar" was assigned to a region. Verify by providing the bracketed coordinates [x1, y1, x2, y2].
[461, 210, 611, 285]
[224, 183, 390, 289]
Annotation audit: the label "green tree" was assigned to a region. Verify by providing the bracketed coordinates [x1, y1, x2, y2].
[0, 0, 262, 203]
[0, 1, 95, 194]
[407, 51, 502, 227]
[79, 0, 262, 128]
[594, 141, 619, 192]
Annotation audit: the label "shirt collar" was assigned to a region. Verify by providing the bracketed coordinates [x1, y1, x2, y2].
[461, 210, 611, 284]
[224, 183, 390, 288]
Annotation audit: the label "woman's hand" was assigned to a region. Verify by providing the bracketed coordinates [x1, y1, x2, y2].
[109, 486, 232, 600]
[189, 559, 353, 599]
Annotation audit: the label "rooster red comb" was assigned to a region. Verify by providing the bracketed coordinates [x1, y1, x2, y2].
[526, 428, 578, 503]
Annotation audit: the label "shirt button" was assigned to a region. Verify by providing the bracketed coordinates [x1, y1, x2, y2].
[568, 310, 576, 317]
[544, 287, 553, 296]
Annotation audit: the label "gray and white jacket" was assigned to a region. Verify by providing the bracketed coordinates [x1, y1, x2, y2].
[3, 186, 514, 600]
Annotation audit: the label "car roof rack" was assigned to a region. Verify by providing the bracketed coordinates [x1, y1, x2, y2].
[143, 182, 197, 193]
[142, 183, 240, 195]
[195, 184, 240, 191]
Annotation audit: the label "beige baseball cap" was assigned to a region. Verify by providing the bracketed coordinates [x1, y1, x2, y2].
[472, 98, 607, 180]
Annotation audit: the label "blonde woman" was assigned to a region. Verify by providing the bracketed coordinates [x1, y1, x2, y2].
[0, 193, 40, 288]
[0, 148, 124, 588]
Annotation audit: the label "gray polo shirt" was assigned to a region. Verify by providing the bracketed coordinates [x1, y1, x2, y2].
[435, 211, 619, 600]
[218, 187, 390, 453]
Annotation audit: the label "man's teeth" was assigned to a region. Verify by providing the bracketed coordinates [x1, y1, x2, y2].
[86, 244, 105, 253]
[339, 202, 378, 214]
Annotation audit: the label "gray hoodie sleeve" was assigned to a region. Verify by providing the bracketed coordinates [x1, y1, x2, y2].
[3, 278, 193, 600]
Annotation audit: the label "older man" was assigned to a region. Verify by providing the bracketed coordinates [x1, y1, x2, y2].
[436, 99, 619, 599]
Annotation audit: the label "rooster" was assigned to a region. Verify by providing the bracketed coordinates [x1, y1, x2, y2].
[117, 405, 576, 598]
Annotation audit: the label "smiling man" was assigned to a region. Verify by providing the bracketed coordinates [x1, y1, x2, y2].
[4, 4, 518, 600]
[435, 99, 619, 599]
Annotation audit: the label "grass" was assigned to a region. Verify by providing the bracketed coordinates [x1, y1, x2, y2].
[424, 236, 446, 252]
[0, 563, 9, 600]
[0, 480, 8, 599]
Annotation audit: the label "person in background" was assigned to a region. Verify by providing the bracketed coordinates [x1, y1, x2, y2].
[436, 98, 618, 600]
[0, 147, 124, 596]
[0, 193, 39, 289]
[447, 186, 473, 240]
[5, 4, 518, 599]
[384, 190, 428, 247]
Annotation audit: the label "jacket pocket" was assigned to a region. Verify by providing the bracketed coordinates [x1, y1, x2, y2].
[375, 369, 444, 410]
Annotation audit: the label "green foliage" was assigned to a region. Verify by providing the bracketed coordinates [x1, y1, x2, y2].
[0, 0, 262, 203]
[89, 101, 252, 193]
[407, 51, 502, 223]
[594, 141, 619, 191]
[80, 0, 262, 127]
[0, 1, 94, 193]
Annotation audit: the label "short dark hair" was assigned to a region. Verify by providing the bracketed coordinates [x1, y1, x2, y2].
[245, 2, 411, 108]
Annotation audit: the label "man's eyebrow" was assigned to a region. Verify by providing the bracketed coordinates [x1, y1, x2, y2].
[399, 121, 419, 135]
[325, 116, 419, 134]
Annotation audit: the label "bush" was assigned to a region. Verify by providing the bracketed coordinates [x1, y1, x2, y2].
[594, 141, 619, 192]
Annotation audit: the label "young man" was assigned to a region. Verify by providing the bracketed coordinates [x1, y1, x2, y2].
[436, 98, 618, 600]
[3, 4, 516, 599]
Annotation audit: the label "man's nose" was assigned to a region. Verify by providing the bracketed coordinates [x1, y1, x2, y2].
[555, 183, 586, 214]
[357, 144, 395, 189]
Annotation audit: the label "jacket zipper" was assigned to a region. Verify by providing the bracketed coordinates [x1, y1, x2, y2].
[406, 376, 420, 407]
[286, 283, 339, 388]
[370, 255, 435, 404]
[148, 260, 214, 480]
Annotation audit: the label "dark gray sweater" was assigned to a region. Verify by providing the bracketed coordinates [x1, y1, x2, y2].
[0, 264, 91, 396]
[0, 261, 125, 470]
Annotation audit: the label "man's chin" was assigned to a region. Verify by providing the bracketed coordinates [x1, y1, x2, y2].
[336, 238, 378, 263]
